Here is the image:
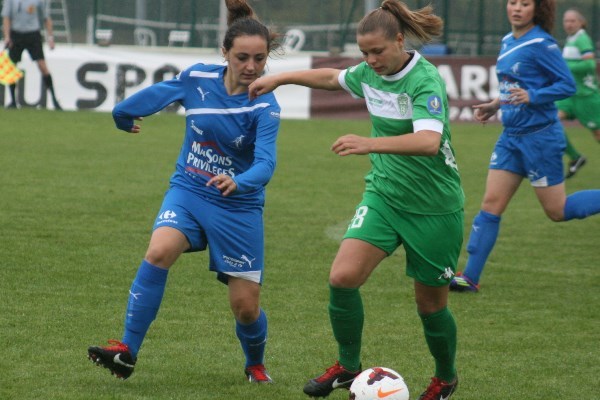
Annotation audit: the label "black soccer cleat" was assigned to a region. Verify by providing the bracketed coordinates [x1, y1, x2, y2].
[418, 376, 458, 400]
[566, 156, 586, 179]
[303, 361, 361, 398]
[88, 339, 136, 379]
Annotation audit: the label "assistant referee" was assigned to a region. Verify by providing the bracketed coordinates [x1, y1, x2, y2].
[2, 0, 62, 110]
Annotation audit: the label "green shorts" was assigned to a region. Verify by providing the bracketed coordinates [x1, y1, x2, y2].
[556, 93, 600, 130]
[343, 191, 464, 286]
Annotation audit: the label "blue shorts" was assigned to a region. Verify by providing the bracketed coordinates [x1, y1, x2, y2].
[153, 187, 265, 284]
[489, 122, 566, 187]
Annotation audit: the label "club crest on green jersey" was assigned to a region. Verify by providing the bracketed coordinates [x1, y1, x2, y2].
[397, 93, 410, 117]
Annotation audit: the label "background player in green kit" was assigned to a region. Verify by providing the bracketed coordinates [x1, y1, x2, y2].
[249, 1, 463, 399]
[556, 8, 600, 178]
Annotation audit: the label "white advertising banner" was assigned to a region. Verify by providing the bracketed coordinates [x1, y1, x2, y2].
[4, 46, 530, 121]
[2, 45, 312, 119]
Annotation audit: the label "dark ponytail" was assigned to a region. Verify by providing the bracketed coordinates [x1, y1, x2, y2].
[223, 0, 278, 52]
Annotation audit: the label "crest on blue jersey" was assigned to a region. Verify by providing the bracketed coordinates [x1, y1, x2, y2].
[511, 62, 521, 76]
[427, 95, 442, 115]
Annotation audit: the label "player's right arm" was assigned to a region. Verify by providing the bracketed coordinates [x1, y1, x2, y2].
[112, 78, 184, 133]
[249, 68, 342, 99]
[2, 16, 11, 48]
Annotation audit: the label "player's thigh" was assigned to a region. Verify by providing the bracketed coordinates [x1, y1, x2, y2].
[145, 227, 190, 268]
[556, 97, 575, 120]
[402, 211, 463, 287]
[481, 169, 522, 214]
[8, 40, 25, 63]
[152, 188, 206, 252]
[333, 200, 396, 287]
[573, 95, 600, 131]
[204, 205, 265, 285]
[330, 238, 387, 288]
[26, 32, 45, 61]
[534, 182, 567, 222]
[520, 124, 566, 187]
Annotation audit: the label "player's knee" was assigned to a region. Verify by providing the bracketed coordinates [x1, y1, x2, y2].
[144, 245, 178, 268]
[480, 197, 507, 216]
[544, 208, 564, 222]
[329, 272, 361, 288]
[231, 302, 259, 324]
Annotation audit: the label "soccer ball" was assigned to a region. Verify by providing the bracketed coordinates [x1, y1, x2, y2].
[349, 367, 409, 400]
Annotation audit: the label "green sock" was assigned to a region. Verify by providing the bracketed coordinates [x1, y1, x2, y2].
[564, 133, 581, 160]
[419, 307, 457, 382]
[328, 285, 363, 371]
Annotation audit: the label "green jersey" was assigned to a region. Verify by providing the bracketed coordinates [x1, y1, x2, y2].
[339, 51, 464, 215]
[562, 29, 599, 96]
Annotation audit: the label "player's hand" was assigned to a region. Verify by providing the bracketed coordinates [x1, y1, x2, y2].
[331, 134, 371, 156]
[4, 38, 12, 49]
[48, 36, 55, 50]
[206, 174, 237, 196]
[472, 101, 498, 123]
[129, 117, 143, 133]
[508, 87, 530, 105]
[248, 75, 278, 100]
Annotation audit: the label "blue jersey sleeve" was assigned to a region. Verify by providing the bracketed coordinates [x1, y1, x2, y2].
[231, 105, 280, 193]
[528, 41, 576, 105]
[112, 77, 185, 132]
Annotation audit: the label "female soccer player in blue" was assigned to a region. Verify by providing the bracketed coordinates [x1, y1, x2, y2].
[87, 0, 279, 383]
[251, 1, 463, 399]
[450, 0, 600, 293]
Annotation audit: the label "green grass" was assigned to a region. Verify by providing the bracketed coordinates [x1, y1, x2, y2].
[0, 108, 598, 399]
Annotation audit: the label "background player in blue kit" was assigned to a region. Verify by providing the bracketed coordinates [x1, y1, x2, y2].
[450, 0, 600, 293]
[87, 0, 280, 383]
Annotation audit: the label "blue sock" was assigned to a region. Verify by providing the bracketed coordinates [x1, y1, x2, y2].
[236, 309, 268, 368]
[564, 190, 600, 221]
[122, 260, 169, 358]
[463, 210, 501, 284]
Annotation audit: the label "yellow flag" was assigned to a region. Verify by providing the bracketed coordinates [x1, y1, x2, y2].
[0, 50, 23, 85]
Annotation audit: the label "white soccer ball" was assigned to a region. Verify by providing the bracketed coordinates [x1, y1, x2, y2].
[349, 367, 409, 400]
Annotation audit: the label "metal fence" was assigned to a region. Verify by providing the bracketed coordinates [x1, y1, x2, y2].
[2, 0, 599, 56]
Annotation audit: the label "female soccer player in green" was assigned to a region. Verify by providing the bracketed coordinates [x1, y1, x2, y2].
[250, 1, 463, 399]
[556, 8, 600, 178]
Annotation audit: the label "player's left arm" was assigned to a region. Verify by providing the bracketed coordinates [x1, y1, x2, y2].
[44, 17, 55, 49]
[566, 33, 596, 74]
[39, 2, 55, 50]
[331, 129, 440, 157]
[334, 80, 445, 157]
[528, 41, 576, 104]
[230, 105, 280, 193]
[566, 52, 596, 74]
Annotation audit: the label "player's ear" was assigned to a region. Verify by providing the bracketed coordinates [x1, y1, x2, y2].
[221, 47, 228, 61]
[395, 32, 405, 48]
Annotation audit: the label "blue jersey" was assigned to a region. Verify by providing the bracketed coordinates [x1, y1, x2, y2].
[496, 25, 575, 133]
[113, 63, 281, 207]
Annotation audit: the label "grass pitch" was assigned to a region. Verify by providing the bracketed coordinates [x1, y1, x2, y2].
[1, 108, 598, 399]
